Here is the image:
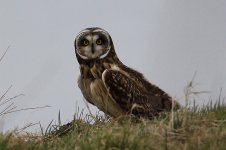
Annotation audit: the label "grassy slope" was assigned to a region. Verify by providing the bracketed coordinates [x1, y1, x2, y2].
[1, 101, 226, 150]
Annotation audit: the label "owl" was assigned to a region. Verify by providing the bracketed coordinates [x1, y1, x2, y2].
[74, 27, 180, 119]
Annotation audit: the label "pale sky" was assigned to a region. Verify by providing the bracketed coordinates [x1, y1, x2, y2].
[0, 0, 226, 132]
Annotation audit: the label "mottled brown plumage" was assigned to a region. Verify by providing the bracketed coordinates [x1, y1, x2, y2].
[74, 27, 180, 119]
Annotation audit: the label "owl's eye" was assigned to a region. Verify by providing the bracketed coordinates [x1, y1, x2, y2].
[96, 39, 102, 45]
[83, 39, 89, 46]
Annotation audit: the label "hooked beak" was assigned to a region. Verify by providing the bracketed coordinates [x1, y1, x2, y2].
[91, 43, 94, 54]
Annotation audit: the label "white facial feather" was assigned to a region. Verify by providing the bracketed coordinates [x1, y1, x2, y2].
[76, 29, 111, 59]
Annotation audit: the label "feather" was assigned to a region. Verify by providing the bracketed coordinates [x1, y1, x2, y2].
[102, 68, 180, 118]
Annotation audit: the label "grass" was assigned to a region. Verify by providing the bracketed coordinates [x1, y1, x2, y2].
[0, 47, 49, 117]
[0, 99, 226, 150]
[1, 47, 226, 149]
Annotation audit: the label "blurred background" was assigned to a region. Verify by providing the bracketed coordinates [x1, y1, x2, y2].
[0, 0, 226, 133]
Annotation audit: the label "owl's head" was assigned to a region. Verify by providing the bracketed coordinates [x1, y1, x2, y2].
[74, 27, 113, 60]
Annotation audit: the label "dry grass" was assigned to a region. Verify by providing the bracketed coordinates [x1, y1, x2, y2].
[0, 47, 49, 133]
[1, 47, 226, 149]
[0, 99, 226, 150]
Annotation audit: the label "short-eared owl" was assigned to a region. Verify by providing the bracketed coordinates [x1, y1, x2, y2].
[74, 27, 180, 118]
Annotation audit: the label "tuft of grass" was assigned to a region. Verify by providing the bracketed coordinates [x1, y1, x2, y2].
[1, 101, 226, 150]
[0, 47, 50, 134]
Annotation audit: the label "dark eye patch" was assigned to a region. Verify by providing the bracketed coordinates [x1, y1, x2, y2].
[79, 38, 88, 46]
[97, 34, 108, 44]
[77, 32, 90, 46]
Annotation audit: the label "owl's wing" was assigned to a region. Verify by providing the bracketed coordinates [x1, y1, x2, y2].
[102, 69, 178, 118]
